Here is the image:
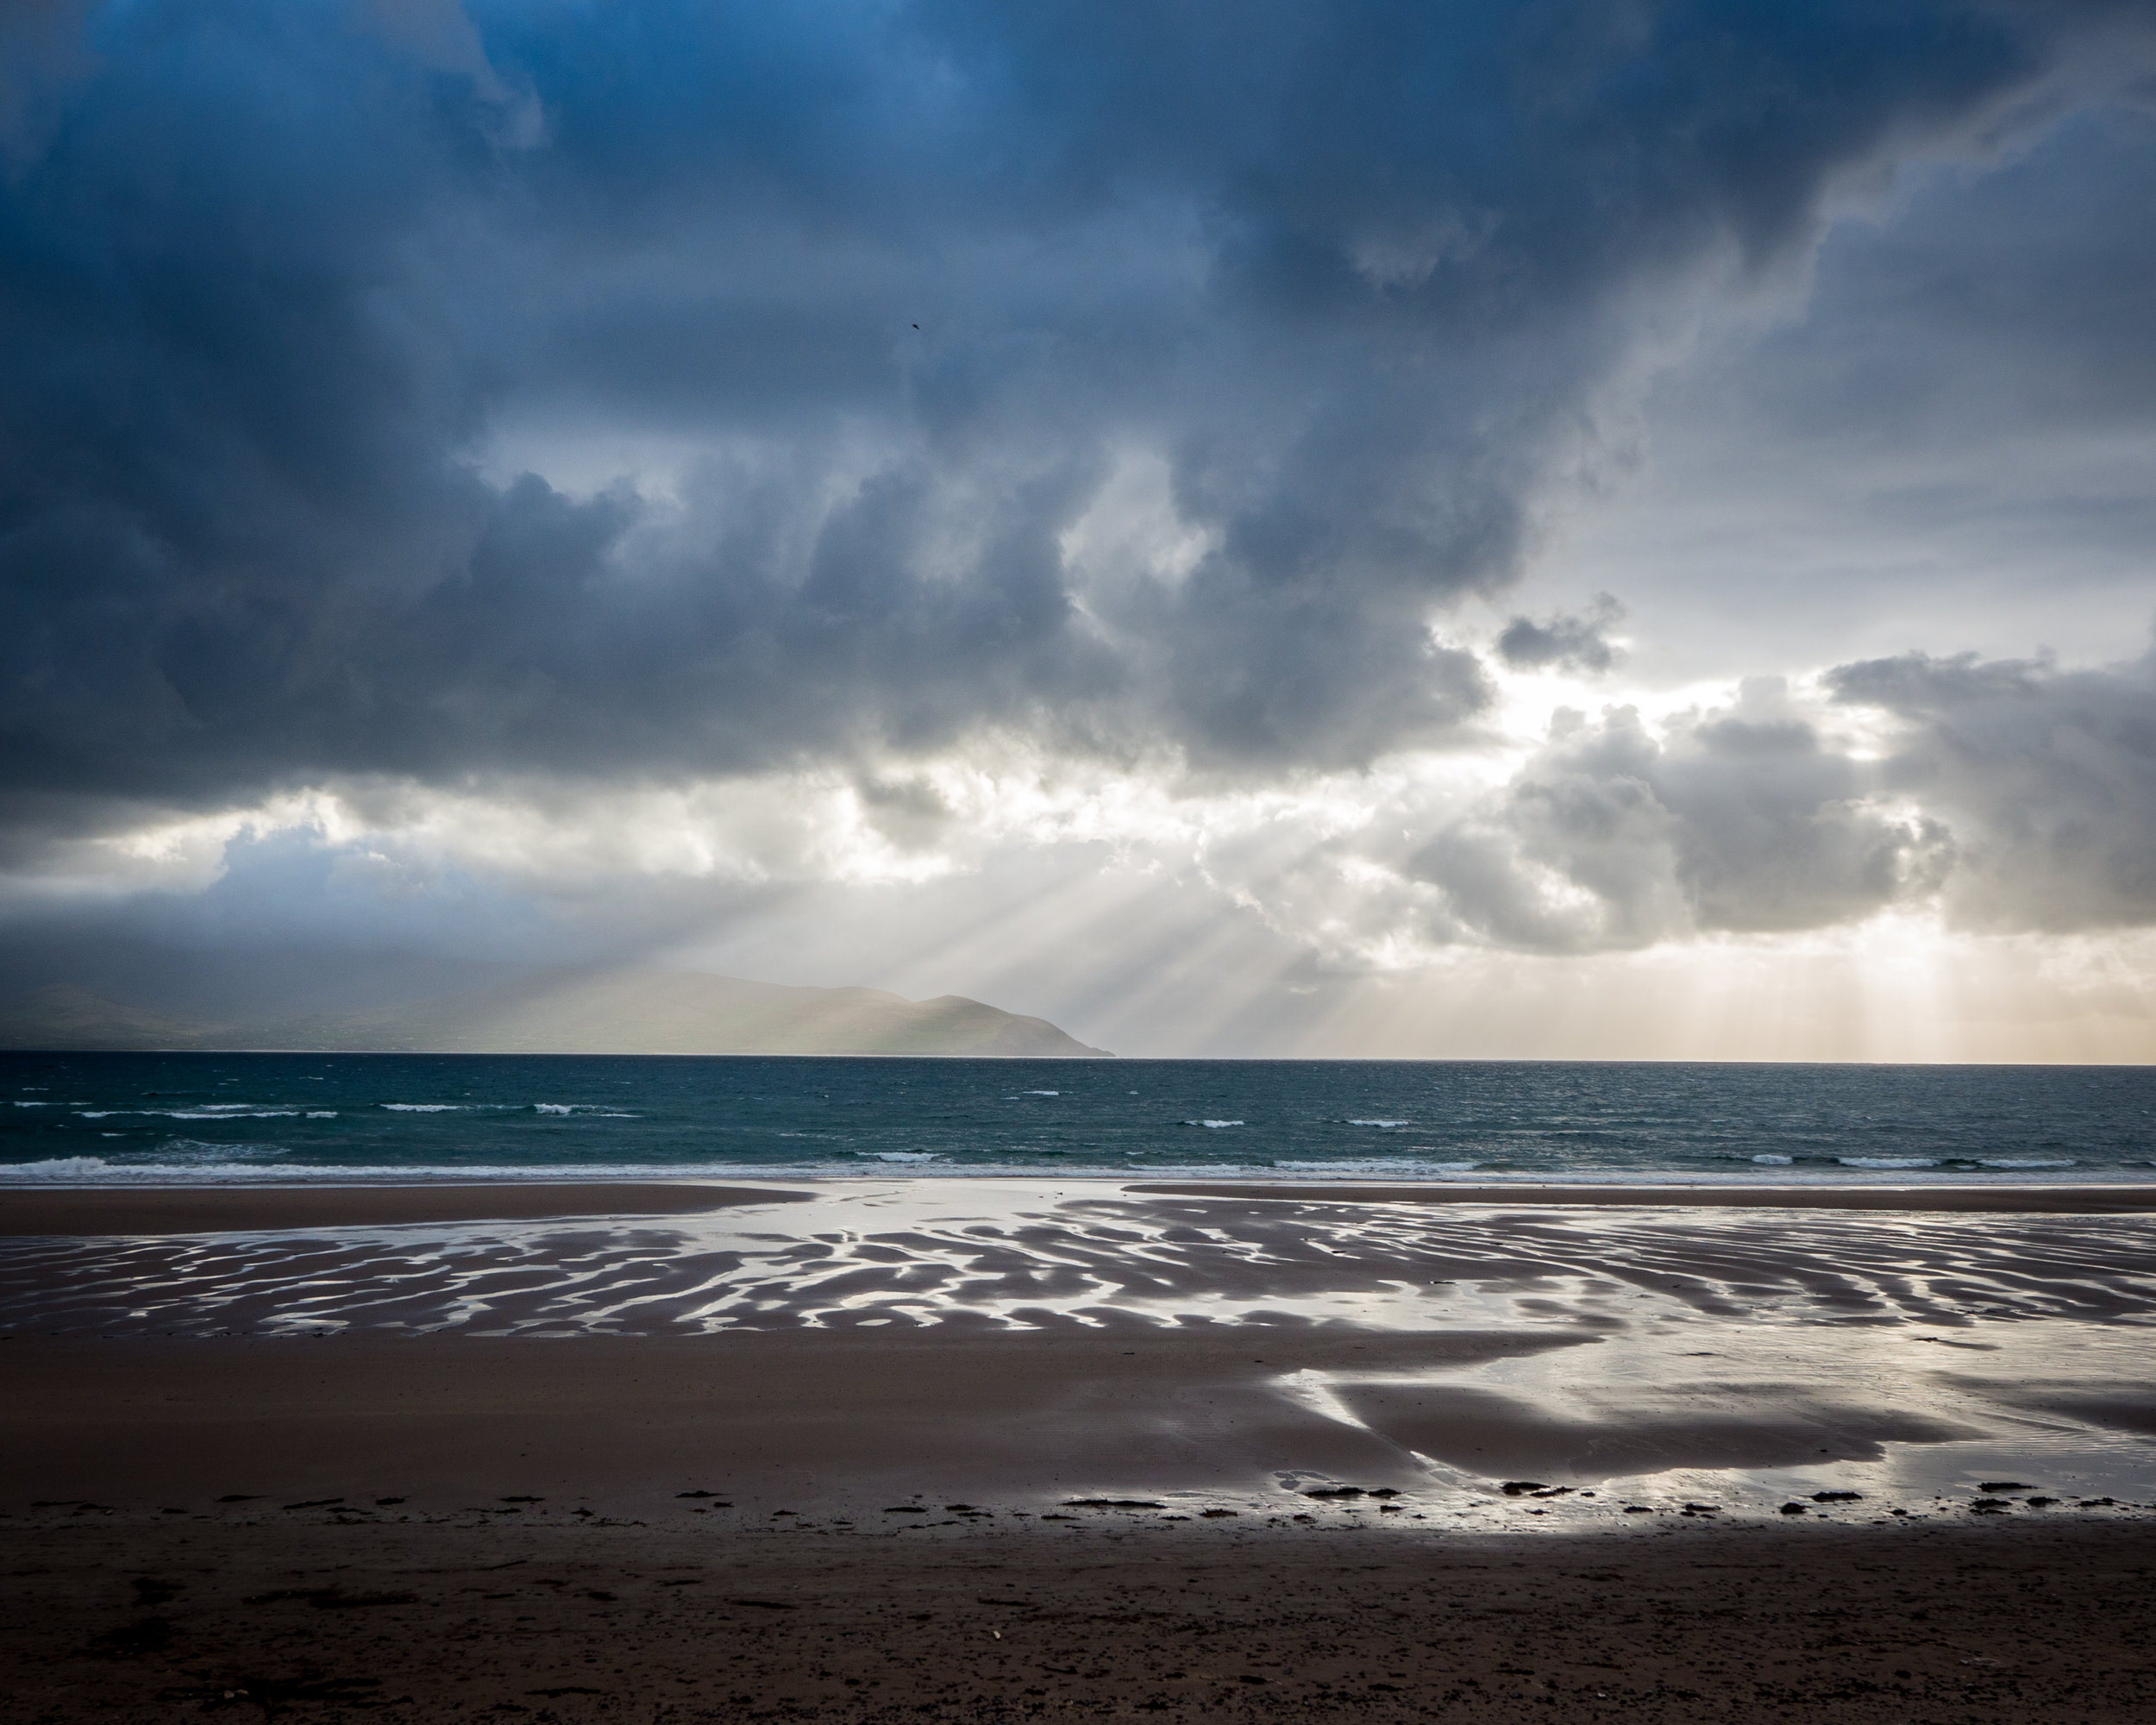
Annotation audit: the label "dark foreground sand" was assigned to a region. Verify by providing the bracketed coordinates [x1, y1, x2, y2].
[0, 1182, 810, 1237]
[5, 1516, 2153, 1722]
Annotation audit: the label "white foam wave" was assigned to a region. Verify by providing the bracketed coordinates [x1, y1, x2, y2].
[535, 1103, 573, 1115]
[379, 1103, 465, 1113]
[12, 1101, 53, 1107]
[1752, 1154, 1794, 1165]
[80, 1107, 302, 1120]
[306, 1111, 337, 1119]
[1838, 1157, 1939, 1170]
[1184, 1120, 1244, 1128]
[1980, 1157, 2075, 1169]
[858, 1151, 941, 1163]
[1024, 1089, 1059, 1095]
[1346, 1119, 1411, 1128]
[1274, 1159, 1480, 1176]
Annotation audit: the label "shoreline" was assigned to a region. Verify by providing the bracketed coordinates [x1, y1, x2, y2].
[4, 1176, 2154, 1236]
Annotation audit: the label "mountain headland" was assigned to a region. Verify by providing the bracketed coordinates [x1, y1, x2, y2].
[0, 969, 1110, 1057]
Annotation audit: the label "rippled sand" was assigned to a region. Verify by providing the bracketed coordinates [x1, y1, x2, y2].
[4, 1179, 2154, 1517]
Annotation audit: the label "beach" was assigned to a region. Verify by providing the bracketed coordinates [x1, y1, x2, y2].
[4, 1177, 2154, 1720]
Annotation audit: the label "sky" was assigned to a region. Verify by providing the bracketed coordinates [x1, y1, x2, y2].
[3, 0, 2156, 1060]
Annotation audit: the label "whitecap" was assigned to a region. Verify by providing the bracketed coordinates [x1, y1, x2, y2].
[4, 1156, 119, 1179]
[1837, 1157, 1938, 1169]
[1979, 1157, 2074, 1169]
[1275, 1158, 1479, 1176]
[858, 1151, 941, 1162]
[1752, 1154, 1794, 1165]
[1346, 1119, 1411, 1128]
[534, 1103, 574, 1115]
[11, 1101, 53, 1107]
[1024, 1090, 1060, 1096]
[380, 1103, 465, 1113]
[1183, 1120, 1245, 1128]
[305, 1111, 337, 1119]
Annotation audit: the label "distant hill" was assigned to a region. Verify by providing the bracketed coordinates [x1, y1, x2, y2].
[0, 971, 1111, 1057]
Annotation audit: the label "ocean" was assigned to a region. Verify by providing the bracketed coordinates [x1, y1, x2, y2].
[3, 1051, 2153, 1184]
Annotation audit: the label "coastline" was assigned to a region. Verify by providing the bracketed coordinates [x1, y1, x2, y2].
[6, 1175, 2155, 1239]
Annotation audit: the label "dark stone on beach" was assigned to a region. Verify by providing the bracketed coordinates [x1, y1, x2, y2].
[728, 1598, 797, 1609]
[1970, 1498, 2011, 1510]
[1501, 1482, 1549, 1496]
[2026, 1496, 2059, 1507]
[1304, 1487, 1365, 1499]
[499, 1495, 543, 1503]
[1979, 1482, 2034, 1492]
[215, 1495, 259, 1503]
[1779, 1502, 1808, 1515]
[1063, 1498, 1165, 1509]
[677, 1490, 724, 1499]
[1811, 1491, 1863, 1502]
[883, 1506, 927, 1513]
[1625, 1506, 1653, 1514]
[375, 1497, 405, 1506]
[1200, 1509, 1238, 1518]
[280, 1497, 344, 1509]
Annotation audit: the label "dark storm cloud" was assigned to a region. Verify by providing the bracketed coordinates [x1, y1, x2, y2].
[1714, 101, 2156, 448]
[0, 0, 2145, 841]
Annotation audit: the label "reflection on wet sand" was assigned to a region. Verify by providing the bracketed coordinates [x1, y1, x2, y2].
[3, 1180, 2153, 1516]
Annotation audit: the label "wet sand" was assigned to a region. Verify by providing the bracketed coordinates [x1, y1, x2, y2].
[0, 1181, 810, 1236]
[5, 1179, 2155, 1719]
[1136, 1180, 2156, 1212]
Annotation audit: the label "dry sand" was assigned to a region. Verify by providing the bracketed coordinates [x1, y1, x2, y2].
[5, 1515, 2153, 1722]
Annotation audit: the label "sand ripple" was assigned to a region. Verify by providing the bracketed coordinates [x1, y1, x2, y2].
[3, 1185, 2154, 1337]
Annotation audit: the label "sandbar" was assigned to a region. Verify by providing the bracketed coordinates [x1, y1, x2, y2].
[1132, 1180, 2156, 1212]
[0, 1181, 810, 1237]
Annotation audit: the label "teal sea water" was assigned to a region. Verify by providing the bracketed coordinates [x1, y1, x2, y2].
[3, 1051, 2153, 1183]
